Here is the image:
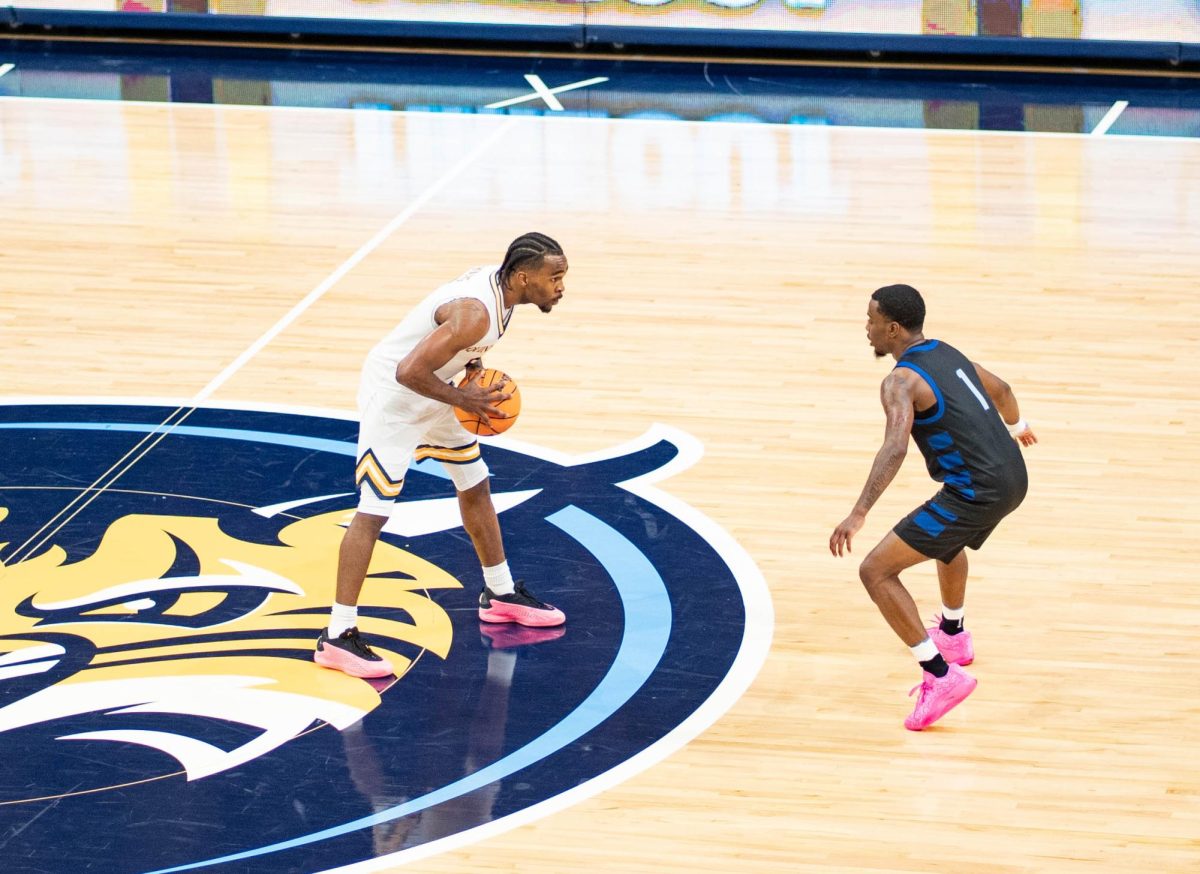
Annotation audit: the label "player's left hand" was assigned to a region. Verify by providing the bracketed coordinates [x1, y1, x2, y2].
[457, 377, 511, 421]
[830, 512, 865, 557]
[1014, 425, 1038, 447]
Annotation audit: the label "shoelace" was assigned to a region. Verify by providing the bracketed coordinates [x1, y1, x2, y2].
[483, 582, 552, 609]
[909, 677, 934, 698]
[342, 629, 378, 658]
[512, 582, 546, 607]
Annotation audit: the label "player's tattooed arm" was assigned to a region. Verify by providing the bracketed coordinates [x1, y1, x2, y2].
[856, 372, 915, 514]
[830, 372, 915, 556]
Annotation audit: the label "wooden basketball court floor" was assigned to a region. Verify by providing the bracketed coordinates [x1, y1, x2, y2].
[2, 95, 1199, 872]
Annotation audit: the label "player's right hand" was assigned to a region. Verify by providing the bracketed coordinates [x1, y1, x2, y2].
[829, 511, 865, 557]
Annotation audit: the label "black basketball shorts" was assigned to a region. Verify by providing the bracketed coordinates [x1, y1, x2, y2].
[893, 487, 1023, 564]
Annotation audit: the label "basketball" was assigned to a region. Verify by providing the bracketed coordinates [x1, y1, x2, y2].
[454, 368, 520, 436]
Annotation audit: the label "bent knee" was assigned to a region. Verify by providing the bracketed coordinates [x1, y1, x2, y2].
[857, 554, 891, 593]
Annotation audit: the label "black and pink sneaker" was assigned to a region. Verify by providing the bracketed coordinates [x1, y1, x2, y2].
[478, 582, 565, 628]
[313, 627, 394, 679]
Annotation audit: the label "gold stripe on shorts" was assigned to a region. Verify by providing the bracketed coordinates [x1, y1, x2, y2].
[415, 442, 481, 464]
[356, 449, 403, 497]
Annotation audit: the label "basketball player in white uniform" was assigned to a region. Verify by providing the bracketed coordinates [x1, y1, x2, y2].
[315, 233, 568, 678]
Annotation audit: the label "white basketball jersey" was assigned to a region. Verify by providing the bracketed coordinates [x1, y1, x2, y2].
[361, 265, 513, 398]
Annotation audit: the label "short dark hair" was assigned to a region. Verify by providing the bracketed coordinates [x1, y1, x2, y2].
[499, 232, 564, 285]
[871, 284, 925, 331]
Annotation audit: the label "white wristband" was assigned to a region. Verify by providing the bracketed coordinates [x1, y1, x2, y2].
[1007, 417, 1029, 436]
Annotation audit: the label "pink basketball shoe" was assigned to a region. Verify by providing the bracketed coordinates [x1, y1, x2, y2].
[478, 582, 565, 627]
[904, 664, 977, 731]
[928, 620, 975, 666]
[314, 627, 394, 679]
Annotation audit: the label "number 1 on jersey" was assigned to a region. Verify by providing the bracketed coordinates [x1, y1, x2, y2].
[956, 368, 991, 410]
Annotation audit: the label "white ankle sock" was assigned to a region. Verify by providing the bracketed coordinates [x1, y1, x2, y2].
[910, 637, 940, 663]
[328, 602, 358, 637]
[942, 605, 965, 622]
[482, 561, 514, 596]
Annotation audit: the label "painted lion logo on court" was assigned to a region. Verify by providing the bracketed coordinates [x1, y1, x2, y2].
[0, 506, 456, 791]
[0, 401, 768, 874]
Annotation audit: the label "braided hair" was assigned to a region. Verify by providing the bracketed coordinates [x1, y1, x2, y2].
[498, 232, 564, 286]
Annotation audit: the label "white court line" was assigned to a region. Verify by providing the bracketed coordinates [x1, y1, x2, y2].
[0, 64, 14, 79]
[485, 75, 609, 111]
[0, 117, 517, 568]
[523, 74, 564, 112]
[1090, 99, 1129, 136]
[317, 423, 774, 874]
[194, 117, 515, 404]
[0, 405, 192, 567]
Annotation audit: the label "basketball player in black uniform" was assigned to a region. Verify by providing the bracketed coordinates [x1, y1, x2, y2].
[830, 284, 1038, 730]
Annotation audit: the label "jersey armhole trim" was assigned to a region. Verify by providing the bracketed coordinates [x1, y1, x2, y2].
[895, 361, 945, 425]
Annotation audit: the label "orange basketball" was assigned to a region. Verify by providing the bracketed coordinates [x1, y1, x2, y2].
[454, 368, 520, 436]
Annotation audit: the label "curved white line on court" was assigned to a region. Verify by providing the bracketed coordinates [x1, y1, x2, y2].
[314, 420, 774, 874]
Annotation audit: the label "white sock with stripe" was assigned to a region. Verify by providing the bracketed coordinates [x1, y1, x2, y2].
[483, 561, 515, 596]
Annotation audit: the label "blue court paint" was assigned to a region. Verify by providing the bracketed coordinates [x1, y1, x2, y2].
[0, 421, 358, 457]
[0, 404, 756, 874]
[146, 504, 671, 872]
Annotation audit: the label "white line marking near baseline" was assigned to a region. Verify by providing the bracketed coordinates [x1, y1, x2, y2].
[485, 75, 609, 111]
[1090, 100, 1129, 136]
[0, 117, 517, 569]
[0, 64, 14, 79]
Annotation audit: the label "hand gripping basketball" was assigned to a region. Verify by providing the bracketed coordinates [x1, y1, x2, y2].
[454, 368, 521, 436]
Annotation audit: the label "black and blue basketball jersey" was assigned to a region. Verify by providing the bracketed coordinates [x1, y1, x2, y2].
[895, 340, 1027, 506]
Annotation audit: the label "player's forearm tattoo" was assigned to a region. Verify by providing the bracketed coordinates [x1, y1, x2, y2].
[855, 443, 906, 514]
